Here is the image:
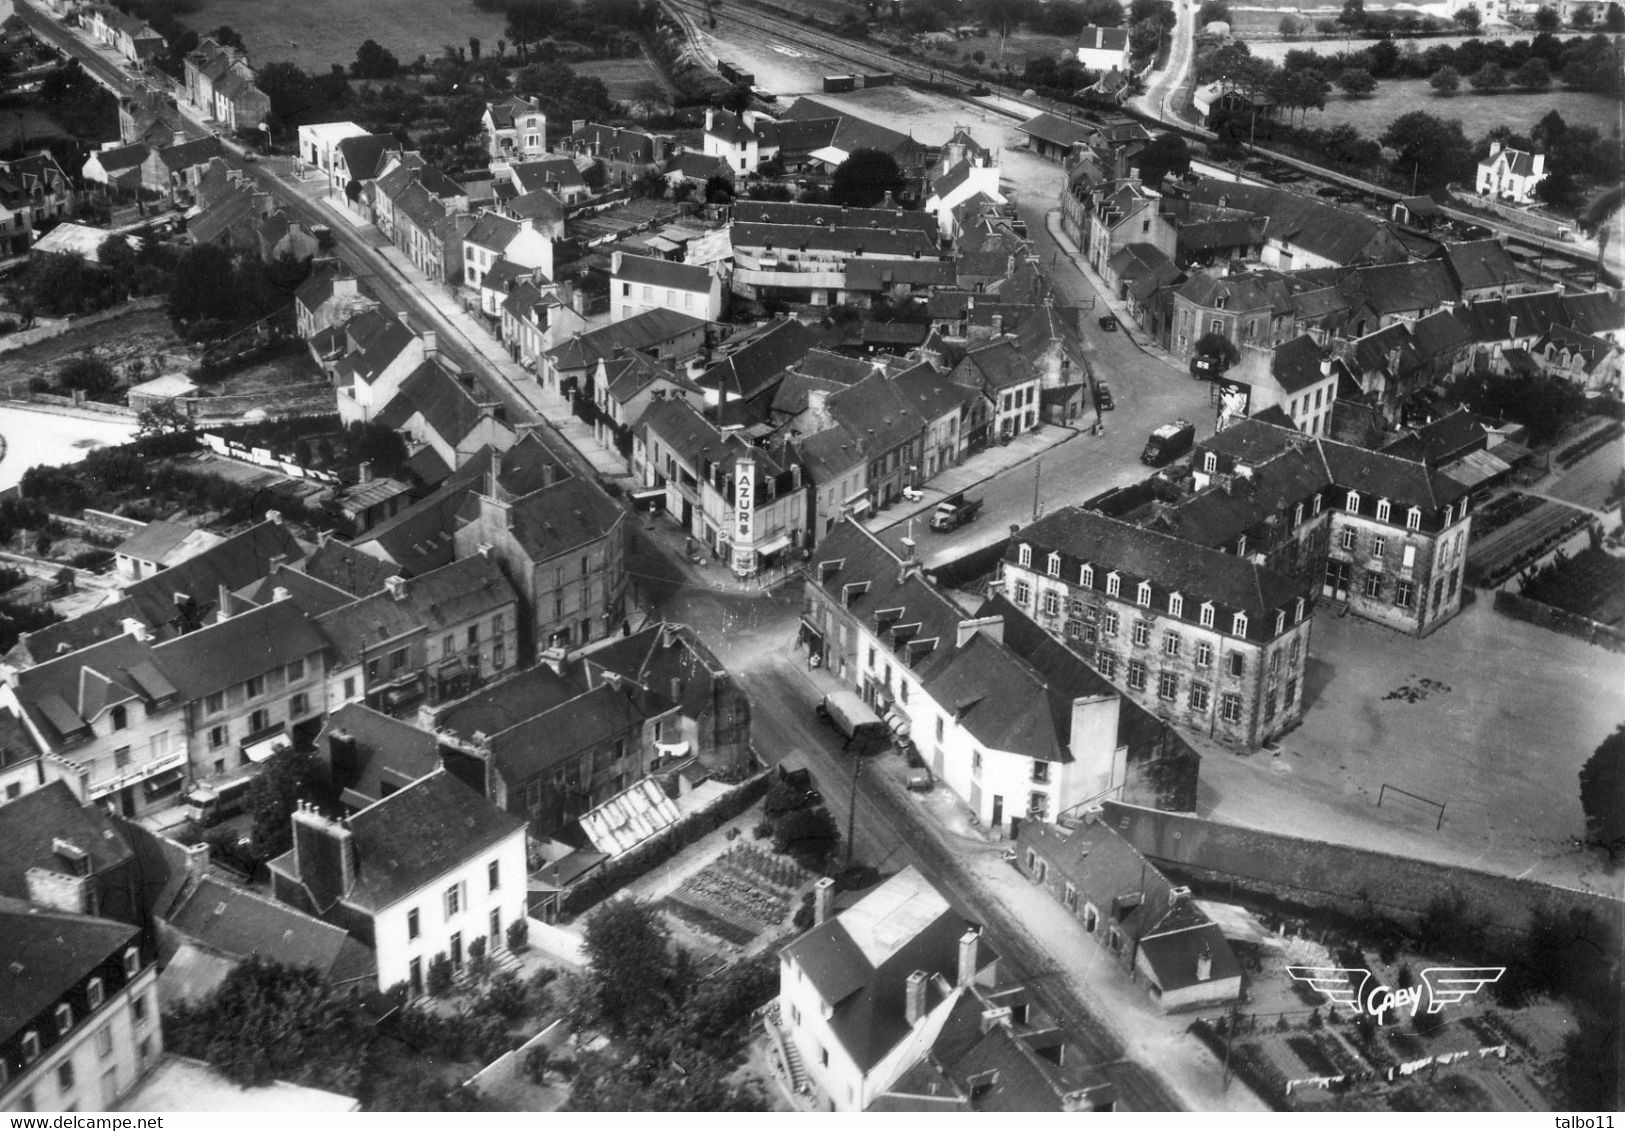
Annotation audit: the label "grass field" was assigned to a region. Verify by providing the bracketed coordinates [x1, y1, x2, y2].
[1303, 81, 1619, 138]
[571, 53, 674, 102]
[142, 0, 511, 74]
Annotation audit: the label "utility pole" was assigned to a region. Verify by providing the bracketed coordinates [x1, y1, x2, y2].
[1032, 457, 1043, 520]
[844, 754, 861, 868]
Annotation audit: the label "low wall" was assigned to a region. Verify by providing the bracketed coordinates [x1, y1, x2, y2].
[0, 296, 167, 356]
[1100, 801, 1624, 952]
[1448, 189, 1574, 240]
[27, 392, 136, 417]
[1493, 589, 1625, 654]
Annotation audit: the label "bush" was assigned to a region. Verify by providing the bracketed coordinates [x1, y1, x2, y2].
[753, 820, 773, 839]
[427, 952, 454, 996]
[482, 970, 529, 1021]
[506, 917, 530, 953]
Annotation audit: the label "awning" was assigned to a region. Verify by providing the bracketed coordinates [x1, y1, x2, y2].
[757, 533, 792, 557]
[799, 616, 825, 644]
[242, 732, 290, 764]
[143, 768, 184, 795]
[845, 497, 871, 516]
[384, 683, 422, 707]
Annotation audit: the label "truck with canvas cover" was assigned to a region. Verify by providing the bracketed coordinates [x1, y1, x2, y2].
[815, 690, 890, 754]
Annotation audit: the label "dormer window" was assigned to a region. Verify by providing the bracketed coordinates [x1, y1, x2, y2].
[123, 947, 140, 978]
[1274, 610, 1286, 636]
[1313, 495, 1323, 516]
[1295, 597, 1306, 623]
[1345, 490, 1361, 513]
[1406, 507, 1422, 531]
[1046, 552, 1061, 578]
[55, 1003, 73, 1037]
[1168, 592, 1184, 618]
[1203, 452, 1217, 473]
[1232, 612, 1249, 638]
[1293, 502, 1304, 526]
[1443, 503, 1453, 526]
[1136, 581, 1151, 607]
[1236, 534, 1248, 557]
[1080, 564, 1094, 589]
[21, 1031, 39, 1064]
[1375, 498, 1392, 523]
[110, 705, 127, 730]
[1199, 602, 1215, 629]
[1017, 543, 1032, 568]
[1106, 572, 1121, 598]
[87, 978, 104, 1011]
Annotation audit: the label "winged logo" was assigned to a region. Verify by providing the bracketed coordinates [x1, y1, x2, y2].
[1418, 967, 1504, 1013]
[1285, 967, 1373, 1009]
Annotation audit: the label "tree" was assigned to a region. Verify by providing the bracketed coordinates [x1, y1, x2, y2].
[27, 252, 115, 317]
[1428, 65, 1461, 94]
[831, 148, 904, 207]
[1380, 111, 1475, 192]
[469, 36, 482, 61]
[1452, 5, 1481, 31]
[773, 806, 840, 869]
[1340, 0, 1365, 26]
[1137, 133, 1190, 184]
[136, 400, 195, 439]
[207, 25, 247, 50]
[169, 243, 240, 324]
[57, 357, 118, 400]
[1511, 57, 1552, 89]
[1534, 5, 1560, 31]
[703, 174, 735, 204]
[581, 899, 676, 1033]
[1607, 3, 1624, 32]
[1278, 12, 1308, 36]
[1571, 4, 1594, 25]
[1197, 0, 1231, 25]
[164, 958, 370, 1093]
[1468, 62, 1508, 91]
[97, 234, 137, 298]
[243, 745, 323, 862]
[1580, 724, 1625, 866]
[353, 39, 401, 79]
[1335, 67, 1376, 96]
[1193, 331, 1239, 368]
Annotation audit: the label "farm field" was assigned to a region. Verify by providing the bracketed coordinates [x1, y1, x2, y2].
[137, 0, 511, 75]
[1244, 33, 1533, 59]
[571, 54, 674, 102]
[1296, 81, 1618, 138]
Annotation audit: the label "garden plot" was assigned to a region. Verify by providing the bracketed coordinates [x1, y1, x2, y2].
[662, 843, 814, 949]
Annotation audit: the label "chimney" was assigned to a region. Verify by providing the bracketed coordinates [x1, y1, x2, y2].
[335, 276, 358, 299]
[813, 875, 836, 924]
[122, 618, 149, 642]
[1488, 140, 1503, 158]
[272, 586, 290, 602]
[669, 676, 686, 702]
[980, 1006, 1014, 1033]
[421, 330, 437, 359]
[359, 461, 373, 484]
[266, 510, 283, 525]
[385, 575, 406, 601]
[328, 727, 361, 791]
[25, 866, 91, 914]
[956, 615, 1003, 647]
[291, 802, 357, 901]
[1532, 153, 1545, 176]
[216, 583, 232, 621]
[991, 313, 1003, 336]
[905, 970, 929, 1025]
[1196, 945, 1213, 983]
[957, 928, 980, 988]
[172, 130, 186, 147]
[1170, 885, 1191, 904]
[477, 542, 493, 558]
[611, 249, 623, 276]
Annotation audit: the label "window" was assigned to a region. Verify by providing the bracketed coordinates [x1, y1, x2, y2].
[467, 625, 480, 648]
[342, 677, 356, 701]
[1031, 760, 1050, 784]
[1101, 611, 1119, 637]
[1199, 602, 1215, 629]
[1017, 543, 1032, 568]
[1232, 612, 1248, 638]
[205, 691, 224, 715]
[246, 675, 264, 699]
[1158, 671, 1178, 701]
[131, 992, 147, 1025]
[1080, 564, 1094, 588]
[1345, 490, 1360, 513]
[1371, 535, 1387, 559]
[208, 725, 227, 749]
[1041, 591, 1060, 617]
[87, 978, 103, 1011]
[1189, 682, 1210, 711]
[406, 907, 421, 940]
[1163, 631, 1181, 657]
[488, 860, 501, 891]
[1339, 528, 1357, 551]
[1096, 651, 1118, 678]
[1127, 660, 1147, 691]
[114, 746, 131, 768]
[1406, 507, 1422, 531]
[1203, 452, 1217, 473]
[1228, 652, 1245, 677]
[1046, 551, 1061, 577]
[1264, 691, 1278, 722]
[1220, 693, 1243, 724]
[1195, 641, 1213, 667]
[1402, 544, 1416, 571]
[94, 1026, 112, 1060]
[1014, 580, 1031, 605]
[1294, 597, 1306, 623]
[1136, 581, 1152, 607]
[1064, 882, 1078, 911]
[1443, 503, 1454, 526]
[1132, 621, 1150, 647]
[1028, 792, 1049, 820]
[1168, 593, 1184, 618]
[1285, 677, 1298, 706]
[444, 882, 464, 920]
[249, 708, 269, 733]
[110, 705, 127, 731]
[1364, 573, 1383, 598]
[936, 715, 945, 744]
[1376, 499, 1391, 523]
[21, 1031, 39, 1063]
[57, 1061, 74, 1094]
[390, 648, 408, 672]
[1237, 534, 1248, 557]
[292, 692, 310, 718]
[287, 657, 304, 682]
[972, 750, 983, 778]
[1293, 502, 1304, 526]
[1289, 638, 1301, 666]
[55, 1003, 73, 1036]
[1313, 494, 1323, 516]
[1395, 580, 1414, 609]
[1106, 572, 1121, 598]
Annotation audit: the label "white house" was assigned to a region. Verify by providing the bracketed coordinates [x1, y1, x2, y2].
[610, 251, 725, 321]
[483, 96, 547, 178]
[1476, 142, 1547, 205]
[1075, 25, 1131, 72]
[462, 211, 554, 291]
[923, 152, 1004, 241]
[295, 122, 369, 179]
[268, 769, 529, 995]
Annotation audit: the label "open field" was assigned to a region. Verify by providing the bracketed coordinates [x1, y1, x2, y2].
[571, 53, 674, 102]
[0, 306, 191, 393]
[138, 0, 511, 75]
[1293, 82, 1620, 139]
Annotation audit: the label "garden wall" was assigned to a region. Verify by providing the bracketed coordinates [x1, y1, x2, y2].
[0, 297, 166, 357]
[1492, 590, 1625, 654]
[1101, 801, 1624, 951]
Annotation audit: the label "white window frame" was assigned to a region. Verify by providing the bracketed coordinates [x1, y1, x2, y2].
[1375, 498, 1392, 523]
[1136, 581, 1152, 607]
[1106, 572, 1121, 598]
[1345, 490, 1361, 513]
[1199, 602, 1215, 629]
[1046, 551, 1061, 578]
[1406, 506, 1422, 531]
[1232, 612, 1248, 638]
[1168, 592, 1183, 618]
[1017, 543, 1032, 568]
[1080, 563, 1094, 588]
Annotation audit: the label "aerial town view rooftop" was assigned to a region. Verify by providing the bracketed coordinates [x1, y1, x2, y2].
[0, 0, 1618, 1117]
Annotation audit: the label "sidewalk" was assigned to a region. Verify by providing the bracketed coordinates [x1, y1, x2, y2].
[1045, 209, 1186, 376]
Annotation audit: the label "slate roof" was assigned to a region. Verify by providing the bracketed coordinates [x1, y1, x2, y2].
[893, 362, 968, 422]
[566, 122, 663, 164]
[511, 157, 586, 195]
[464, 210, 522, 253]
[6, 598, 143, 667]
[1013, 508, 1310, 634]
[233, 564, 357, 619]
[1138, 903, 1242, 991]
[315, 554, 515, 668]
[664, 151, 732, 180]
[489, 683, 642, 783]
[13, 634, 174, 746]
[123, 519, 306, 637]
[506, 188, 564, 226]
[793, 349, 877, 385]
[0, 782, 132, 901]
[298, 539, 397, 597]
[827, 371, 926, 456]
[699, 317, 826, 401]
[465, 476, 626, 566]
[1107, 242, 1180, 301]
[0, 897, 139, 1044]
[156, 135, 224, 172]
[615, 252, 711, 293]
[318, 703, 442, 804]
[1442, 239, 1523, 293]
[1344, 259, 1457, 316]
[1186, 179, 1404, 266]
[775, 97, 923, 163]
[546, 307, 708, 371]
[116, 520, 207, 565]
[485, 96, 539, 130]
[732, 221, 939, 259]
[352, 450, 498, 574]
[335, 134, 397, 182]
[165, 874, 349, 971]
[730, 200, 938, 238]
[89, 143, 149, 172]
[951, 338, 1038, 393]
[152, 599, 326, 701]
[580, 621, 731, 724]
[1017, 112, 1094, 149]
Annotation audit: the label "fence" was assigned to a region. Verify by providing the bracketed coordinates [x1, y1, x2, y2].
[198, 431, 344, 486]
[1492, 589, 1625, 654]
[462, 1017, 569, 1096]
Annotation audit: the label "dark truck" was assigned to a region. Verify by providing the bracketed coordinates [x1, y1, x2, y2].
[815, 691, 890, 755]
[1142, 420, 1195, 466]
[929, 493, 983, 533]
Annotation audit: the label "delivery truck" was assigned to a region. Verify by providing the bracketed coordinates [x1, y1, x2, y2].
[1141, 420, 1195, 466]
[815, 691, 890, 755]
[929, 493, 983, 533]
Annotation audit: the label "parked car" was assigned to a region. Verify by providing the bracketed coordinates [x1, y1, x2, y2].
[1095, 381, 1115, 410]
[906, 770, 934, 792]
[1098, 314, 1118, 331]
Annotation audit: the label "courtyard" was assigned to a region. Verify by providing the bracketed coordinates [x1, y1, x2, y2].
[1194, 594, 1625, 894]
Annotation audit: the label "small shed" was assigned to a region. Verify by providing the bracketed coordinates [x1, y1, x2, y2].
[127, 372, 199, 411]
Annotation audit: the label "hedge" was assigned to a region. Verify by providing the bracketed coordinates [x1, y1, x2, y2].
[560, 771, 771, 917]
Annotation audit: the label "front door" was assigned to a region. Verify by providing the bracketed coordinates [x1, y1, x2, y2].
[450, 931, 463, 970]
[1322, 560, 1351, 600]
[490, 908, 502, 951]
[990, 794, 1004, 829]
[100, 1067, 119, 1108]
